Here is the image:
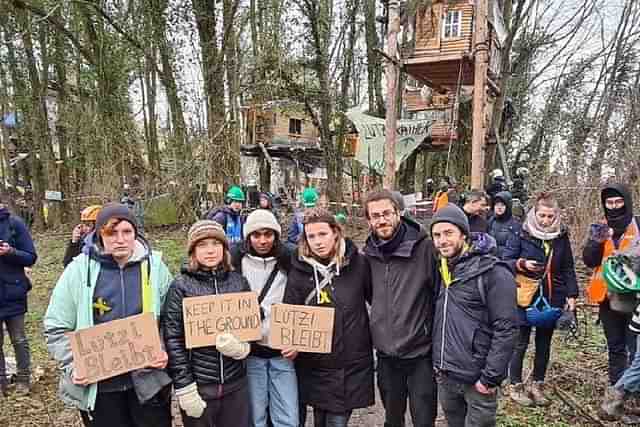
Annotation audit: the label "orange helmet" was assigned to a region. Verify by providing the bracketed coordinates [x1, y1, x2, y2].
[80, 205, 102, 222]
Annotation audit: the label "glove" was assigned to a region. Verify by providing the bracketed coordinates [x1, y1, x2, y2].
[176, 383, 207, 418]
[216, 333, 250, 360]
[589, 223, 611, 243]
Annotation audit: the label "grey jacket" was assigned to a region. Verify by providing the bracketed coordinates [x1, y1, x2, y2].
[363, 218, 437, 358]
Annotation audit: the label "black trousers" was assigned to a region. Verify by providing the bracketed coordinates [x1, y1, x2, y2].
[80, 388, 171, 427]
[181, 384, 250, 427]
[376, 353, 437, 427]
[600, 301, 636, 385]
[509, 325, 554, 384]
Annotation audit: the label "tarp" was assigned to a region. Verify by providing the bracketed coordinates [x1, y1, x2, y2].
[1, 112, 17, 128]
[346, 109, 433, 175]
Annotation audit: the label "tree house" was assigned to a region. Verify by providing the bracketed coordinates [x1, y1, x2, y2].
[404, 86, 458, 147]
[404, 0, 506, 91]
[242, 101, 320, 147]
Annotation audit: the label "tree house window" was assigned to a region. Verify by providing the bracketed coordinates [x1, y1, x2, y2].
[443, 10, 462, 39]
[289, 118, 302, 135]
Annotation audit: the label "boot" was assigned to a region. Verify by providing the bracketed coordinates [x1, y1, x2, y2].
[509, 382, 534, 407]
[600, 386, 625, 421]
[14, 381, 30, 396]
[527, 381, 551, 407]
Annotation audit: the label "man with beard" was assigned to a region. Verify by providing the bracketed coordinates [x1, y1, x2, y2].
[431, 204, 517, 427]
[584, 184, 640, 403]
[488, 191, 522, 259]
[462, 190, 489, 233]
[363, 190, 438, 427]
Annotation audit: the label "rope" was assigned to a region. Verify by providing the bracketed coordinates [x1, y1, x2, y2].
[444, 59, 464, 176]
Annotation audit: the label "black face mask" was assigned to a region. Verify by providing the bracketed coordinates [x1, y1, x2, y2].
[606, 206, 631, 234]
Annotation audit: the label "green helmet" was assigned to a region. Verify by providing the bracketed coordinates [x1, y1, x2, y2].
[226, 185, 245, 202]
[603, 256, 640, 294]
[302, 187, 319, 208]
[335, 213, 347, 225]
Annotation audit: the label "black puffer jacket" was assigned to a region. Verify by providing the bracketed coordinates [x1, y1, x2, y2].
[284, 239, 374, 413]
[162, 266, 251, 390]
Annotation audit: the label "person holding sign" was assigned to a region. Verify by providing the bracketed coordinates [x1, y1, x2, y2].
[163, 220, 253, 427]
[283, 208, 374, 427]
[230, 209, 299, 427]
[44, 203, 174, 427]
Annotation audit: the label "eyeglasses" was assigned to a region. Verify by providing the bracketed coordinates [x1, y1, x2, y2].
[605, 198, 625, 209]
[370, 210, 397, 222]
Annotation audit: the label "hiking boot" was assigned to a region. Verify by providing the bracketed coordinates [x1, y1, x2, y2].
[622, 414, 640, 425]
[600, 386, 625, 421]
[14, 382, 30, 396]
[509, 382, 534, 406]
[528, 381, 551, 406]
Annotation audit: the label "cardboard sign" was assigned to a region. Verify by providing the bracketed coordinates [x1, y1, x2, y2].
[67, 313, 162, 384]
[183, 291, 261, 349]
[269, 304, 335, 354]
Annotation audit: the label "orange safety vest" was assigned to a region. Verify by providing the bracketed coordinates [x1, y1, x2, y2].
[433, 191, 449, 213]
[586, 219, 639, 304]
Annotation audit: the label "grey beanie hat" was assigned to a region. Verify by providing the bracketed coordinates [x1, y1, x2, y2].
[243, 209, 281, 239]
[95, 203, 138, 235]
[430, 203, 470, 236]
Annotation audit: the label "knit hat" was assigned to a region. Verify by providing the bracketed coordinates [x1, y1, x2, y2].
[187, 220, 227, 254]
[243, 209, 281, 239]
[95, 203, 138, 235]
[430, 203, 470, 236]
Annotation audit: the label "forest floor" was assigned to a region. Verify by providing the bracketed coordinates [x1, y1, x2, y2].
[0, 223, 632, 426]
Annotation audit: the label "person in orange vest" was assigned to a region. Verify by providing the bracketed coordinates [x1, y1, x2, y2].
[584, 184, 638, 388]
[432, 181, 449, 213]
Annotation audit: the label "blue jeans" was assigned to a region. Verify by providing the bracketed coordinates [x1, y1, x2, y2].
[616, 334, 640, 394]
[247, 356, 298, 427]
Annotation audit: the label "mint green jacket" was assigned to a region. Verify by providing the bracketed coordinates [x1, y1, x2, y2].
[43, 250, 172, 411]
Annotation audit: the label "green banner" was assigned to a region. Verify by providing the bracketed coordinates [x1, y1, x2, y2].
[346, 109, 433, 175]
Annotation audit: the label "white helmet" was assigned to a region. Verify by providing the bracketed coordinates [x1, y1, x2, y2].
[490, 169, 503, 179]
[516, 167, 529, 176]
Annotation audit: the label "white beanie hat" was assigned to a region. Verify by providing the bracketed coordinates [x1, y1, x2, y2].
[243, 209, 281, 239]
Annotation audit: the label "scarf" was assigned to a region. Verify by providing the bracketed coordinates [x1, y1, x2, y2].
[301, 238, 346, 305]
[523, 207, 561, 241]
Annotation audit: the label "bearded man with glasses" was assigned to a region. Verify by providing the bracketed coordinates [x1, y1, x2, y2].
[363, 189, 438, 427]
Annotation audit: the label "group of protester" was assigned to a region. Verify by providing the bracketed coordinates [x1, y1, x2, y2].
[0, 181, 639, 427]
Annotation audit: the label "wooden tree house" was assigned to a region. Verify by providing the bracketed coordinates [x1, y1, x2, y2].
[404, 86, 458, 147]
[404, 0, 505, 91]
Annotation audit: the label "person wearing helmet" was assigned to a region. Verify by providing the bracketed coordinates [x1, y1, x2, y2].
[287, 188, 318, 245]
[207, 186, 246, 244]
[62, 205, 102, 267]
[486, 169, 508, 207]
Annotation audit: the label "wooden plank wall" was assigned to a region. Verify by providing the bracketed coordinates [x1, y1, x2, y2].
[414, 1, 473, 56]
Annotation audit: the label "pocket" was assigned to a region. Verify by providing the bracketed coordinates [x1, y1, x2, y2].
[471, 328, 491, 367]
[4, 280, 28, 302]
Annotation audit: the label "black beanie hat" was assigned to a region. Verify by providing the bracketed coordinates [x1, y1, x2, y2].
[430, 203, 470, 236]
[95, 203, 138, 236]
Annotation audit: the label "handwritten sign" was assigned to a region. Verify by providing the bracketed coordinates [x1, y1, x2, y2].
[183, 292, 261, 349]
[67, 313, 162, 384]
[269, 304, 335, 354]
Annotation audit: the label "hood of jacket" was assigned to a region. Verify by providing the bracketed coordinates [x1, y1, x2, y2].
[231, 239, 292, 273]
[364, 217, 428, 259]
[494, 191, 513, 221]
[445, 232, 499, 283]
[258, 192, 274, 209]
[292, 238, 356, 274]
[601, 183, 633, 233]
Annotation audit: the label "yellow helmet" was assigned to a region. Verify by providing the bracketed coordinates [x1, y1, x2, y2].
[80, 205, 102, 222]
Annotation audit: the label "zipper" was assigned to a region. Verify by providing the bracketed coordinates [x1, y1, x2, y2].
[439, 286, 449, 370]
[384, 263, 394, 355]
[214, 276, 225, 385]
[120, 268, 126, 315]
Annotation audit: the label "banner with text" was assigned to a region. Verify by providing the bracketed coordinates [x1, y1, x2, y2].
[269, 304, 335, 354]
[67, 313, 162, 384]
[183, 291, 262, 349]
[346, 109, 434, 175]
